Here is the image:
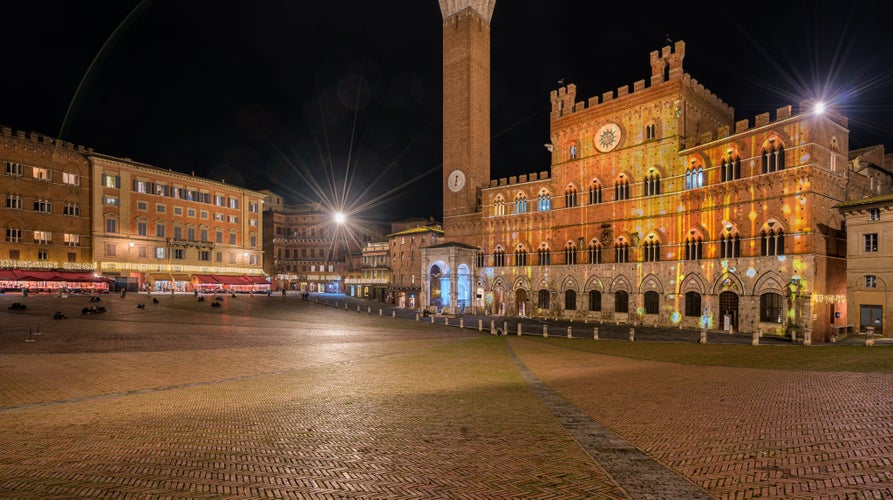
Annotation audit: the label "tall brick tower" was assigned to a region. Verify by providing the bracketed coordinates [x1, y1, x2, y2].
[439, 0, 494, 243]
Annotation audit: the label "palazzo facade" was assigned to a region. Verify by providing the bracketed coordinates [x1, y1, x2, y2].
[433, 1, 888, 341]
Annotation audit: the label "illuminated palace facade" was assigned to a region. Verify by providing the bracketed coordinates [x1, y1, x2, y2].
[435, 1, 889, 342]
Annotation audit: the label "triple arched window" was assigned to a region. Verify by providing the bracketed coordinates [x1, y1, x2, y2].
[643, 239, 661, 262]
[721, 155, 741, 182]
[493, 195, 506, 216]
[514, 245, 528, 266]
[685, 165, 704, 189]
[684, 235, 703, 260]
[537, 190, 551, 212]
[564, 185, 578, 208]
[589, 180, 603, 204]
[761, 143, 785, 173]
[614, 175, 630, 201]
[760, 228, 785, 256]
[493, 246, 505, 267]
[537, 244, 551, 266]
[564, 242, 577, 265]
[514, 193, 528, 214]
[720, 231, 740, 258]
[588, 240, 602, 264]
[614, 239, 630, 263]
[644, 170, 660, 196]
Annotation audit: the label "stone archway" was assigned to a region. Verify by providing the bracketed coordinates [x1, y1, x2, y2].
[515, 288, 528, 317]
[719, 291, 739, 331]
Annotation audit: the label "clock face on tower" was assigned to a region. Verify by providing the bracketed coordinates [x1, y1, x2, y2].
[595, 122, 622, 152]
[447, 169, 466, 192]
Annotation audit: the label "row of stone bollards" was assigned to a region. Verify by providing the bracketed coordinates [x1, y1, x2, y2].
[322, 299, 878, 347]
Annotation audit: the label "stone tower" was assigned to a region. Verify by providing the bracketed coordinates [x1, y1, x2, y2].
[439, 0, 494, 241]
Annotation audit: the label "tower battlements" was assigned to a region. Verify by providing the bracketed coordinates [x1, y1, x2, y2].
[1, 125, 93, 153]
[549, 41, 731, 120]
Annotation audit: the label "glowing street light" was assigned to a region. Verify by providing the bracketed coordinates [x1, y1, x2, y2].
[814, 101, 826, 114]
[334, 211, 347, 225]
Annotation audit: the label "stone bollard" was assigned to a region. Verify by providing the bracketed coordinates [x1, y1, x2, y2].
[357, 305, 361, 312]
[593, 327, 599, 340]
[543, 324, 548, 337]
[478, 319, 483, 332]
[431, 316, 435, 324]
[392, 310, 396, 318]
[345, 303, 348, 310]
[490, 320, 496, 335]
[416, 313, 420, 322]
[517, 323, 522, 336]
[504, 322, 508, 336]
[803, 328, 812, 346]
[444, 317, 449, 326]
[752, 330, 760, 346]
[629, 327, 635, 342]
[699, 327, 707, 345]
[866, 326, 875, 347]
[567, 326, 572, 339]
[367, 306, 371, 314]
[460, 318, 464, 329]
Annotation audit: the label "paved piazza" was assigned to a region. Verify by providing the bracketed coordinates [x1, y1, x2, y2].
[0, 293, 891, 499]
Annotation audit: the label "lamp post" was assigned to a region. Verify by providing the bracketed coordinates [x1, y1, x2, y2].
[788, 277, 802, 342]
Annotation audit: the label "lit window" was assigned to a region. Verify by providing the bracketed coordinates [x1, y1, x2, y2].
[865, 275, 877, 288]
[537, 190, 551, 211]
[32, 167, 50, 181]
[62, 172, 79, 186]
[869, 208, 880, 221]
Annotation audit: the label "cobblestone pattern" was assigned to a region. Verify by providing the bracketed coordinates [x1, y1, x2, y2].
[0, 295, 624, 499]
[508, 338, 893, 499]
[505, 341, 711, 499]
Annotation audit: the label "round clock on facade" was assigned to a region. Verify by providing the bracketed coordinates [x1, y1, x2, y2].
[447, 169, 466, 192]
[595, 122, 622, 152]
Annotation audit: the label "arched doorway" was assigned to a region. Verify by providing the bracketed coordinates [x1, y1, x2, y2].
[428, 263, 450, 310]
[515, 288, 528, 317]
[719, 291, 739, 331]
[457, 264, 471, 313]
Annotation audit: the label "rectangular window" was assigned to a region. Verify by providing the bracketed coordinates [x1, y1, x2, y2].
[32, 167, 50, 181]
[138, 246, 147, 258]
[187, 208, 196, 217]
[187, 227, 196, 241]
[136, 201, 148, 210]
[133, 180, 150, 193]
[869, 208, 881, 221]
[215, 251, 222, 262]
[229, 233, 236, 245]
[6, 228, 22, 242]
[67, 252, 76, 263]
[33, 230, 51, 243]
[64, 233, 79, 246]
[103, 196, 119, 206]
[137, 221, 148, 236]
[62, 172, 79, 186]
[864, 233, 879, 252]
[249, 219, 258, 227]
[173, 226, 183, 240]
[200, 210, 208, 219]
[155, 247, 166, 259]
[106, 219, 117, 233]
[105, 244, 116, 256]
[156, 224, 166, 238]
[173, 249, 185, 260]
[6, 194, 22, 209]
[63, 203, 80, 216]
[101, 173, 120, 188]
[866, 275, 877, 288]
[33, 199, 52, 213]
[37, 250, 48, 261]
[228, 215, 239, 223]
[6, 161, 23, 176]
[229, 252, 236, 264]
[155, 184, 168, 197]
[199, 250, 210, 261]
[215, 194, 226, 206]
[229, 197, 239, 209]
[173, 207, 183, 216]
[216, 231, 223, 243]
[250, 234, 257, 247]
[156, 204, 166, 213]
[248, 201, 259, 213]
[200, 229, 208, 242]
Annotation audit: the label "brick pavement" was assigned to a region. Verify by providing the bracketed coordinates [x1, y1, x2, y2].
[0, 293, 891, 498]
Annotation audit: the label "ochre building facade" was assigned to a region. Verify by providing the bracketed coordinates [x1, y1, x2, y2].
[436, 1, 888, 342]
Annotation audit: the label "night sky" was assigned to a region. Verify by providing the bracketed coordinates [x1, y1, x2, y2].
[4, 1, 893, 222]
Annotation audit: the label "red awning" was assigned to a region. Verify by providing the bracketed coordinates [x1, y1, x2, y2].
[212, 275, 250, 285]
[0, 269, 111, 282]
[193, 274, 221, 284]
[243, 276, 269, 285]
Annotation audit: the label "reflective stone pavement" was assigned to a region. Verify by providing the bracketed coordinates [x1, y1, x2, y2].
[0, 293, 891, 499]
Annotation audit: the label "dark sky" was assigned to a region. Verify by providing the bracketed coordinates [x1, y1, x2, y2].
[4, 1, 893, 222]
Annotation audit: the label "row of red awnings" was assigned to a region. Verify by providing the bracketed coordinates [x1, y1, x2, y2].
[0, 269, 112, 282]
[192, 274, 269, 286]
